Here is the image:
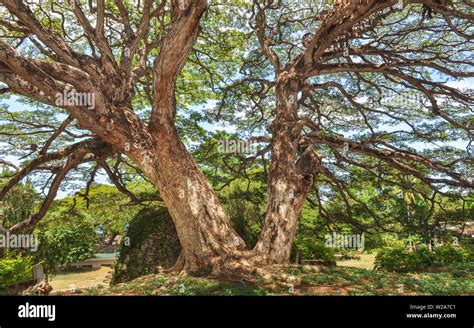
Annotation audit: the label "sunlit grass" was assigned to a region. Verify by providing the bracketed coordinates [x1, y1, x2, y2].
[49, 267, 112, 293]
[59, 262, 474, 296]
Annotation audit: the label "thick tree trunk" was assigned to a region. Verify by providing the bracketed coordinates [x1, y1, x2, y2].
[128, 121, 247, 273]
[253, 76, 317, 264]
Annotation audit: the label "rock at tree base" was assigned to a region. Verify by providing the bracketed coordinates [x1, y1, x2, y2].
[23, 282, 53, 295]
[111, 207, 181, 284]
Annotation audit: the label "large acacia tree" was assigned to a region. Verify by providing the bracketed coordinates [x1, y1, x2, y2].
[0, 0, 472, 277]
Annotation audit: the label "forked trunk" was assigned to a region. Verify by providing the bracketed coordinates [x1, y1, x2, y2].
[125, 76, 317, 276]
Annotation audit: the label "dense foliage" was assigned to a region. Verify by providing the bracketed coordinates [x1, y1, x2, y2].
[0, 256, 32, 289]
[375, 242, 471, 272]
[35, 211, 98, 277]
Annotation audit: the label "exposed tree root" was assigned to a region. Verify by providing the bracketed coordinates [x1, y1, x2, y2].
[210, 257, 269, 282]
[163, 251, 186, 274]
[165, 250, 287, 282]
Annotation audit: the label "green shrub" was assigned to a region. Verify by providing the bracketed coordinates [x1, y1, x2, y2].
[374, 245, 408, 271]
[0, 257, 32, 289]
[434, 245, 469, 266]
[459, 239, 474, 261]
[35, 221, 98, 277]
[375, 243, 470, 272]
[406, 245, 435, 271]
[219, 182, 265, 249]
[294, 236, 336, 261]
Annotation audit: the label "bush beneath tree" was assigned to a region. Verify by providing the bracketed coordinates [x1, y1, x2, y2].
[375, 244, 470, 272]
[111, 207, 181, 284]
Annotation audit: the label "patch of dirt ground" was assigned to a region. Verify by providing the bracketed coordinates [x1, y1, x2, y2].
[50, 267, 112, 293]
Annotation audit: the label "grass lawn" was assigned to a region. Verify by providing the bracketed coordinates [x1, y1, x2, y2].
[49, 267, 112, 293]
[41, 253, 473, 296]
[336, 253, 377, 270]
[52, 261, 473, 296]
